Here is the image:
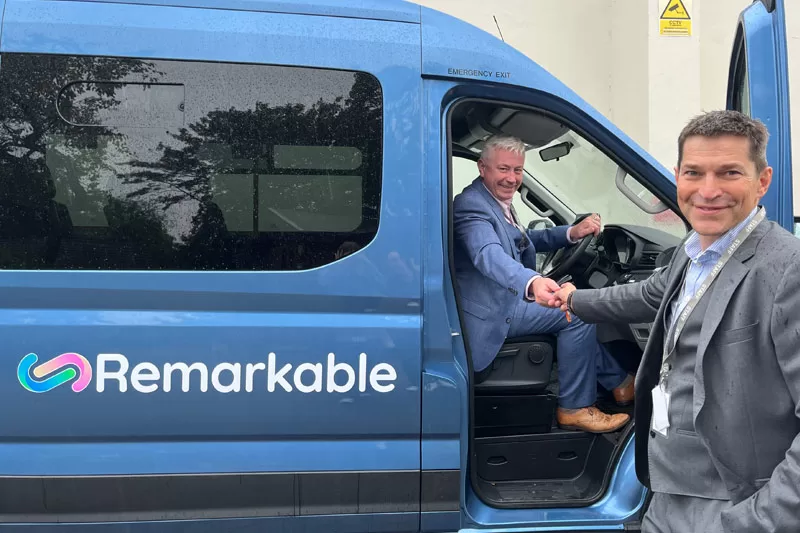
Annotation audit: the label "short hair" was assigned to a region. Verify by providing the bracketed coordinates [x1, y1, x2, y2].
[677, 110, 769, 172]
[480, 134, 526, 161]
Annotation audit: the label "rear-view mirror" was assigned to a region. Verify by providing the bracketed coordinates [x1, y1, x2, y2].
[539, 141, 572, 162]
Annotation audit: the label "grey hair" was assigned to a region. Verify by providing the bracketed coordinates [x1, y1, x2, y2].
[678, 110, 769, 172]
[480, 134, 526, 161]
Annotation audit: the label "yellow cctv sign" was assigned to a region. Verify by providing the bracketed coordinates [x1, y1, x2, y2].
[659, 0, 692, 37]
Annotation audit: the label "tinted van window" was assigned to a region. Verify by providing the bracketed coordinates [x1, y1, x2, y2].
[0, 54, 382, 270]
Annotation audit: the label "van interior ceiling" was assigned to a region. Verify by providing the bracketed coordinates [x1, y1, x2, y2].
[447, 99, 646, 509]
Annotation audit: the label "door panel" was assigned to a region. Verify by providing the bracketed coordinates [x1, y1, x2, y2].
[727, 0, 793, 231]
[420, 78, 469, 533]
[0, 0, 423, 529]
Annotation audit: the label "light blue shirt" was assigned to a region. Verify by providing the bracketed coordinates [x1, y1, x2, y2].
[668, 207, 761, 331]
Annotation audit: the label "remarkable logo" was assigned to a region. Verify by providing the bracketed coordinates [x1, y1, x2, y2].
[18, 352, 93, 393]
[17, 352, 397, 394]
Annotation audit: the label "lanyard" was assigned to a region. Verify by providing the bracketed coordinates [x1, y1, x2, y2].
[660, 207, 766, 385]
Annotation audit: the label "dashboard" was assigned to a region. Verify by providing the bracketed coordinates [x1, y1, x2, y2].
[573, 224, 684, 351]
[578, 224, 682, 289]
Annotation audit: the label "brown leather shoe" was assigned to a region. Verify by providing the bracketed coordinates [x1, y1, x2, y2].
[557, 406, 630, 433]
[613, 375, 635, 406]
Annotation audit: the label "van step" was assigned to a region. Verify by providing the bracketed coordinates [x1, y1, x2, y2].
[473, 424, 630, 506]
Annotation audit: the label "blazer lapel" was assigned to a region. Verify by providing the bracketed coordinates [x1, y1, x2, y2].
[658, 248, 691, 330]
[663, 245, 692, 300]
[473, 178, 519, 259]
[638, 250, 690, 386]
[663, 256, 691, 324]
[691, 223, 766, 425]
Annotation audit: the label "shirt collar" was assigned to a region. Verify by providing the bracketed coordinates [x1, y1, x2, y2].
[482, 182, 512, 208]
[683, 206, 761, 263]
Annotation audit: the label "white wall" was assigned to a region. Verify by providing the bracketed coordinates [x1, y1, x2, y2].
[609, 0, 650, 149]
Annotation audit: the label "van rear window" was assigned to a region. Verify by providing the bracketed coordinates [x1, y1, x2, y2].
[0, 54, 383, 271]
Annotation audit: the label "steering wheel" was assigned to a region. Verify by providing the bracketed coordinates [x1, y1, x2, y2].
[539, 214, 597, 281]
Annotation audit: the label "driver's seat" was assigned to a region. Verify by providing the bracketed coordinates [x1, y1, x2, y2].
[474, 334, 556, 395]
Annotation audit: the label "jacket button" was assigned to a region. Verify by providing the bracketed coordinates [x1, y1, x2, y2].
[650, 430, 656, 438]
[506, 318, 511, 324]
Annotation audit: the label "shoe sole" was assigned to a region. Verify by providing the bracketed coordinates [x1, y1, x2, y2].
[558, 421, 629, 434]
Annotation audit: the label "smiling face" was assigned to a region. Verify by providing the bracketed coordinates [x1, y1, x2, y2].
[478, 147, 524, 203]
[675, 134, 772, 249]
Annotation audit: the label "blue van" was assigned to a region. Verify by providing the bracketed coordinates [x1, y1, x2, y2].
[0, 0, 791, 531]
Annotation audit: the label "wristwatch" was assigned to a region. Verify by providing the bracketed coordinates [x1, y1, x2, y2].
[566, 291, 575, 314]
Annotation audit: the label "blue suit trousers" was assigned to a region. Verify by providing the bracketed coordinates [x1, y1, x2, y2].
[508, 296, 628, 409]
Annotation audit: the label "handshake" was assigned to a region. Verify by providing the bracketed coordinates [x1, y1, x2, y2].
[530, 277, 577, 313]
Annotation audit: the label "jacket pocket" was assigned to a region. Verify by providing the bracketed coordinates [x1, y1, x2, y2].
[714, 321, 759, 345]
[461, 297, 491, 320]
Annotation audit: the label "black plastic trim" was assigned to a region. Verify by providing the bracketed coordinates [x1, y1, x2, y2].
[760, 0, 776, 13]
[726, 22, 747, 111]
[0, 469, 459, 523]
[421, 470, 460, 512]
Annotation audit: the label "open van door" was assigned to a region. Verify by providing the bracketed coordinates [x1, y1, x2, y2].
[727, 0, 793, 231]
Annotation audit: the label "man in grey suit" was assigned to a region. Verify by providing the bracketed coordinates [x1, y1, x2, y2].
[541, 110, 800, 532]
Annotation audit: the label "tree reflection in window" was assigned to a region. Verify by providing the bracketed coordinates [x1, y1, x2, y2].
[0, 54, 383, 271]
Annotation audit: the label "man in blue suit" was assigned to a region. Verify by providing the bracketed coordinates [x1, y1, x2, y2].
[453, 134, 632, 433]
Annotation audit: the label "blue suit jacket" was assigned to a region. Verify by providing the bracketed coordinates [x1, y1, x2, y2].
[453, 177, 572, 372]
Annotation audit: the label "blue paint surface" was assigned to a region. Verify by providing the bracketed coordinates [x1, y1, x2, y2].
[734, 0, 793, 230]
[0, 0, 424, 477]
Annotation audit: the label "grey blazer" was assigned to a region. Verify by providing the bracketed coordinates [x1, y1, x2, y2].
[571, 219, 800, 532]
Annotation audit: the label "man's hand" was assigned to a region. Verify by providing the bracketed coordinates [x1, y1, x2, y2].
[553, 282, 577, 311]
[529, 277, 562, 306]
[568, 213, 602, 241]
